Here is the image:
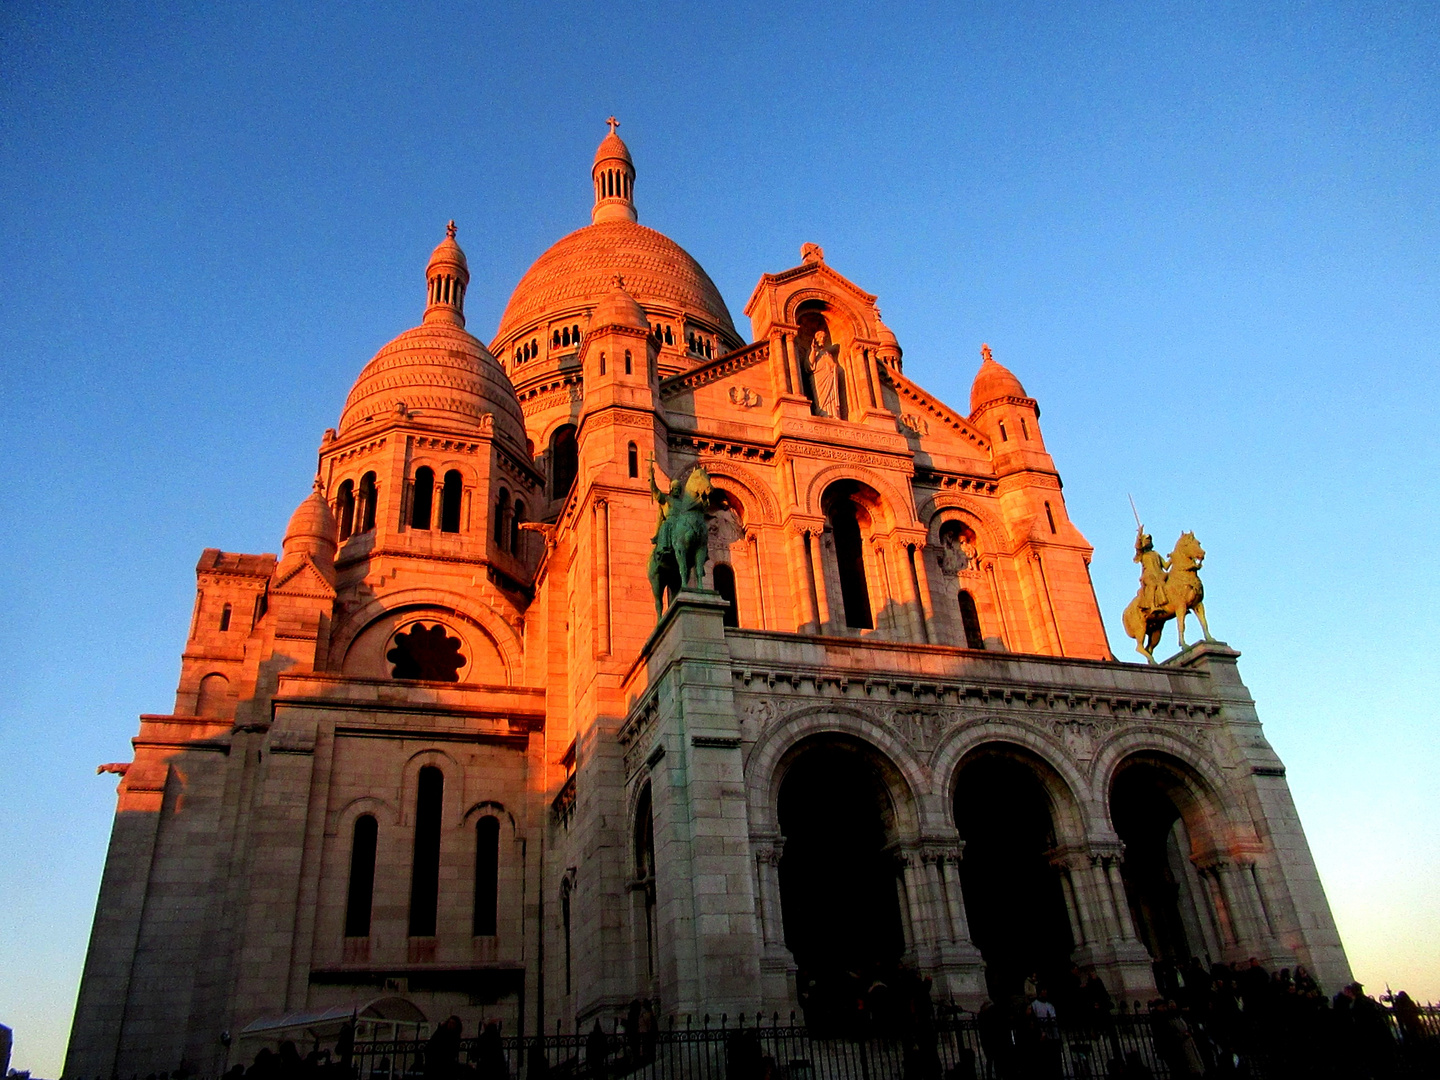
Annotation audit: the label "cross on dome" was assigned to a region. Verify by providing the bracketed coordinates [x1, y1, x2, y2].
[607, 116, 620, 134]
[446, 220, 457, 239]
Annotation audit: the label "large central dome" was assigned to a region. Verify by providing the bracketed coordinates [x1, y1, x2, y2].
[494, 219, 738, 344]
[490, 121, 742, 373]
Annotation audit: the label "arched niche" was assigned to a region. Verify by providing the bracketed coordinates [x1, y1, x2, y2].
[341, 607, 504, 684]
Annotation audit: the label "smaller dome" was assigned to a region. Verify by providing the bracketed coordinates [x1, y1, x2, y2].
[595, 121, 633, 166]
[590, 276, 648, 331]
[428, 220, 468, 275]
[283, 484, 338, 558]
[970, 344, 1028, 413]
[876, 317, 901, 355]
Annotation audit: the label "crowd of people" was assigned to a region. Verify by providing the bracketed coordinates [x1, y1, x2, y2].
[209, 961, 1433, 1080]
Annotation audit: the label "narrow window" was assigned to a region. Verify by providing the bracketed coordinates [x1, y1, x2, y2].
[561, 880, 573, 994]
[440, 470, 462, 533]
[624, 350, 632, 375]
[1044, 501, 1057, 534]
[345, 815, 378, 938]
[627, 442, 638, 478]
[664, 326, 673, 345]
[958, 590, 985, 649]
[252, 592, 267, 626]
[550, 425, 578, 499]
[599, 352, 606, 376]
[998, 421, 1008, 442]
[1020, 417, 1030, 440]
[635, 785, 657, 977]
[219, 603, 232, 632]
[510, 499, 525, 554]
[336, 480, 355, 540]
[411, 466, 434, 529]
[358, 472, 377, 532]
[494, 487, 511, 548]
[572, 325, 579, 344]
[829, 497, 874, 629]
[713, 563, 739, 628]
[408, 766, 443, 938]
[474, 816, 499, 936]
[531, 338, 538, 356]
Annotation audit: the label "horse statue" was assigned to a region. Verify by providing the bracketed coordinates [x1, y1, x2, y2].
[1122, 529, 1214, 664]
[648, 464, 713, 616]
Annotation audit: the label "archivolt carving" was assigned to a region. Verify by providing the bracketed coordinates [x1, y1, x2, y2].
[802, 462, 914, 529]
[697, 459, 780, 524]
[329, 587, 523, 682]
[917, 491, 1005, 549]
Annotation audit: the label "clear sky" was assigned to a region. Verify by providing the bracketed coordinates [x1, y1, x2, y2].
[2, 2, 1437, 1074]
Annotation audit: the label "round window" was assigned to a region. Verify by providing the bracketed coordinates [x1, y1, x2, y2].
[386, 622, 467, 682]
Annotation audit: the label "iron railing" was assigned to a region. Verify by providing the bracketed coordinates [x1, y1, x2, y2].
[340, 1005, 1440, 1080]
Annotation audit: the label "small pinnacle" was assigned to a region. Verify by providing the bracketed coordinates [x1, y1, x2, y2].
[446, 220, 457, 239]
[981, 343, 993, 363]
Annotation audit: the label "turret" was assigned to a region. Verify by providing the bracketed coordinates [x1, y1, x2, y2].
[591, 117, 637, 224]
[423, 221, 470, 327]
[579, 276, 661, 484]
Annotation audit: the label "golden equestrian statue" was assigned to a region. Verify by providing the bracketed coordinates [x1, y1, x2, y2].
[1122, 526, 1214, 663]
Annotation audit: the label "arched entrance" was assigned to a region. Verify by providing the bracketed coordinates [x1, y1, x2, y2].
[777, 737, 906, 1028]
[953, 749, 1074, 1003]
[1110, 756, 1222, 986]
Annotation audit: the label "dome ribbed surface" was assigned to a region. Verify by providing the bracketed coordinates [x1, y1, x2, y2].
[284, 491, 337, 548]
[340, 323, 527, 447]
[494, 221, 738, 345]
[970, 354, 1029, 413]
[594, 132, 632, 165]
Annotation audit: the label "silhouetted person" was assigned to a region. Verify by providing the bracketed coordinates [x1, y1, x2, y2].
[426, 1017, 462, 1080]
[586, 1020, 607, 1079]
[476, 1021, 507, 1080]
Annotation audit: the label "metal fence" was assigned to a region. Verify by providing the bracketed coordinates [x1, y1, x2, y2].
[342, 1006, 1440, 1080]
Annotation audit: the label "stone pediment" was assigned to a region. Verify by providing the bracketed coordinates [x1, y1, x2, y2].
[272, 555, 337, 599]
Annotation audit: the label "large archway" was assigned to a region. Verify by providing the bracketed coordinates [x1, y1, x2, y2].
[777, 737, 906, 1027]
[1110, 755, 1223, 987]
[953, 748, 1074, 1004]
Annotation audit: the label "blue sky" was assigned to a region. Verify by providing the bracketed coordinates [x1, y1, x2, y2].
[2, 2, 1437, 1074]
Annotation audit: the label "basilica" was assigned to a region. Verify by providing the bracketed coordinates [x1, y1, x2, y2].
[66, 122, 1350, 1079]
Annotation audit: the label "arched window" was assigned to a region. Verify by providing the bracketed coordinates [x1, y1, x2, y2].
[550, 425, 578, 500]
[958, 590, 985, 649]
[196, 673, 231, 718]
[474, 816, 499, 936]
[599, 352, 606, 376]
[624, 350, 632, 375]
[344, 815, 378, 938]
[826, 489, 874, 630]
[712, 563, 739, 628]
[411, 466, 434, 529]
[358, 472, 377, 532]
[531, 338, 538, 357]
[572, 325, 579, 344]
[998, 421, 1008, 442]
[336, 480, 355, 540]
[408, 766, 443, 937]
[494, 487, 511, 548]
[510, 499, 525, 554]
[1044, 501, 1057, 534]
[219, 603, 232, 632]
[627, 442, 638, 478]
[1020, 417, 1030, 440]
[440, 470, 462, 533]
[664, 326, 673, 345]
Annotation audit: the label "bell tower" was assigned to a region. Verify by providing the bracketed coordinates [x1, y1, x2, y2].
[592, 116, 637, 224]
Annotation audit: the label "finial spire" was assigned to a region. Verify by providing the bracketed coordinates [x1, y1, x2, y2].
[423, 220, 470, 328]
[592, 120, 637, 224]
[607, 115, 620, 134]
[981, 343, 993, 364]
[446, 219, 457, 239]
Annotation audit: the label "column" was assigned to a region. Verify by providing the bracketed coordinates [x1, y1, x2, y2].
[593, 498, 611, 656]
[899, 854, 929, 959]
[922, 853, 947, 941]
[1058, 868, 1087, 947]
[1105, 859, 1140, 940]
[808, 530, 832, 629]
[788, 526, 817, 631]
[940, 855, 973, 942]
[747, 531, 768, 630]
[753, 838, 784, 947]
[911, 543, 936, 642]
